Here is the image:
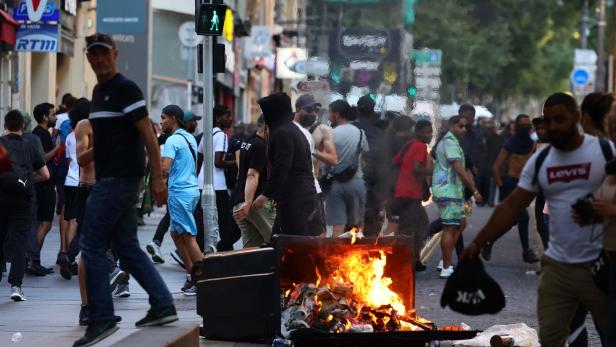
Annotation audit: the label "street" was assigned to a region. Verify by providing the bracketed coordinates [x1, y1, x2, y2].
[0, 204, 599, 346]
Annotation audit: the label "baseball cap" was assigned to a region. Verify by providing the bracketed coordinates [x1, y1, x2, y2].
[440, 258, 505, 315]
[184, 110, 202, 122]
[162, 105, 186, 125]
[295, 94, 321, 111]
[85, 33, 115, 51]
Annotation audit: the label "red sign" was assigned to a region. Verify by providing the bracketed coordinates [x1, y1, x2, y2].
[547, 163, 591, 184]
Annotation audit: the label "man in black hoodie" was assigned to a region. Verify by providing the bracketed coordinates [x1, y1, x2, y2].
[253, 92, 322, 236]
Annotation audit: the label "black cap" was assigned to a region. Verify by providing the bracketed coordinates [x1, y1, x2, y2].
[440, 258, 505, 315]
[295, 94, 321, 111]
[162, 105, 185, 125]
[85, 33, 115, 51]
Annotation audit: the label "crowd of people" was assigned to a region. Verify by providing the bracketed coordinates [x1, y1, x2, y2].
[1, 31, 616, 347]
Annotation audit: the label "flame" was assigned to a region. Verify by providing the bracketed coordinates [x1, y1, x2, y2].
[328, 250, 406, 315]
[284, 289, 291, 298]
[315, 267, 322, 287]
[349, 228, 357, 244]
[326, 314, 333, 323]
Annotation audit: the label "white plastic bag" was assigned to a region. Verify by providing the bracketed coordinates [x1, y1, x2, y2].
[452, 323, 539, 347]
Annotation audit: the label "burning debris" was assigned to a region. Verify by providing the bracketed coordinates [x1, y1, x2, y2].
[281, 248, 433, 337]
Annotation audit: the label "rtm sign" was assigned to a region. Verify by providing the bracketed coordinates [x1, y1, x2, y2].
[15, 23, 59, 52]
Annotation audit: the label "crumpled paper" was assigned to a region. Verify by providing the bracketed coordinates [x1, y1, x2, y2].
[452, 323, 539, 347]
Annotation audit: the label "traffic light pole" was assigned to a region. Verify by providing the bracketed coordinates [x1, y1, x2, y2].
[201, 32, 219, 253]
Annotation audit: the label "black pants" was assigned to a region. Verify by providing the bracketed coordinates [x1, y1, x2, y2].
[363, 186, 383, 237]
[0, 192, 31, 286]
[153, 193, 205, 252]
[216, 190, 240, 251]
[273, 194, 322, 236]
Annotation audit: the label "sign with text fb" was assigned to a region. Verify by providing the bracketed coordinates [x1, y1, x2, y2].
[16, 23, 59, 52]
[13, 0, 59, 22]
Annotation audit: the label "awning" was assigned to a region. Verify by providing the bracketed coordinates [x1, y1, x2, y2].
[0, 9, 18, 46]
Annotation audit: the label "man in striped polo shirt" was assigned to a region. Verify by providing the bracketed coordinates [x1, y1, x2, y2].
[74, 33, 176, 347]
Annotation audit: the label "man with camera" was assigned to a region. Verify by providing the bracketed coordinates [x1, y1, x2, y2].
[462, 93, 610, 346]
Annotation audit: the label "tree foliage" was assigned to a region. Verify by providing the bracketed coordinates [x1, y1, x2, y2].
[413, 0, 585, 103]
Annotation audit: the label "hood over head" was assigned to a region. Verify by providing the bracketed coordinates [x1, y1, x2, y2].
[258, 92, 293, 129]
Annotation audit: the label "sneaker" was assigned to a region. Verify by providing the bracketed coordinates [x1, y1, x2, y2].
[10, 286, 26, 301]
[481, 243, 493, 261]
[170, 250, 185, 269]
[56, 252, 66, 265]
[113, 283, 130, 298]
[146, 242, 165, 264]
[439, 266, 454, 279]
[109, 268, 127, 292]
[26, 263, 53, 276]
[79, 305, 123, 326]
[135, 305, 178, 327]
[415, 261, 427, 272]
[73, 321, 118, 347]
[523, 249, 539, 264]
[436, 259, 444, 272]
[60, 254, 72, 280]
[182, 282, 197, 296]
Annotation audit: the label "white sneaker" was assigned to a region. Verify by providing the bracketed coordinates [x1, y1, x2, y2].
[439, 266, 454, 279]
[436, 259, 443, 272]
[146, 242, 165, 264]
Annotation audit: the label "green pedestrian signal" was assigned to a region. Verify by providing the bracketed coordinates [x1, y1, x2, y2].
[407, 86, 417, 97]
[196, 4, 227, 36]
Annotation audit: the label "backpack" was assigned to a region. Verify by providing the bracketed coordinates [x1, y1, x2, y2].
[0, 135, 34, 195]
[532, 136, 612, 293]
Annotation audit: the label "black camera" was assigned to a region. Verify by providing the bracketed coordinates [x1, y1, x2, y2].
[572, 194, 596, 225]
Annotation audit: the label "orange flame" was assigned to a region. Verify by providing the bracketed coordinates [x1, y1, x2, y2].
[349, 228, 357, 245]
[327, 250, 406, 315]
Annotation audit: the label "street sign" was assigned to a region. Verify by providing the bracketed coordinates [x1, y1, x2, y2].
[571, 67, 590, 86]
[179, 21, 202, 48]
[245, 26, 271, 58]
[413, 48, 442, 65]
[276, 47, 307, 79]
[16, 23, 59, 52]
[13, 0, 59, 22]
[196, 4, 227, 36]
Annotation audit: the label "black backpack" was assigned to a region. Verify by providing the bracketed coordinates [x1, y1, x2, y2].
[0, 135, 34, 195]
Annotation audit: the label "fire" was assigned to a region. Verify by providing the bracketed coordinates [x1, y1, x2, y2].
[329, 250, 406, 315]
[350, 228, 357, 244]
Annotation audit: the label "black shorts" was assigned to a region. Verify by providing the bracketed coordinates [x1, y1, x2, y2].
[35, 183, 56, 222]
[55, 165, 68, 208]
[75, 184, 93, 227]
[63, 185, 79, 221]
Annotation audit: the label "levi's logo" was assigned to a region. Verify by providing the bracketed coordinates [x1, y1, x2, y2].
[456, 289, 486, 305]
[547, 163, 591, 184]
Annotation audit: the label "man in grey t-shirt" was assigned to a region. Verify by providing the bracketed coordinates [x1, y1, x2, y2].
[325, 100, 369, 236]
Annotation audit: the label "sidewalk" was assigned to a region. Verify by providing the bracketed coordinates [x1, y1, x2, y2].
[0, 208, 263, 347]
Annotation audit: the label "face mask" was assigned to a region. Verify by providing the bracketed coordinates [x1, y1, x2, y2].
[300, 114, 317, 127]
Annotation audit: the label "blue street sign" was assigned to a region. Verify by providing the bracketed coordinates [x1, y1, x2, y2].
[16, 23, 59, 52]
[13, 1, 59, 22]
[572, 68, 590, 86]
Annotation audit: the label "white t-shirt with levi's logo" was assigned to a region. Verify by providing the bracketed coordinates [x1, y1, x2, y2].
[518, 134, 613, 264]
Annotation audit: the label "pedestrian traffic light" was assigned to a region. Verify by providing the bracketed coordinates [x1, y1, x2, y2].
[407, 86, 417, 97]
[196, 4, 227, 36]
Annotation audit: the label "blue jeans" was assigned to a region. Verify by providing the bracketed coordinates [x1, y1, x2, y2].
[80, 177, 173, 321]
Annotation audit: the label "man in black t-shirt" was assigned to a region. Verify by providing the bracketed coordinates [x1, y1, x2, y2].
[75, 33, 176, 347]
[0, 110, 49, 301]
[30, 102, 59, 275]
[232, 115, 275, 247]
